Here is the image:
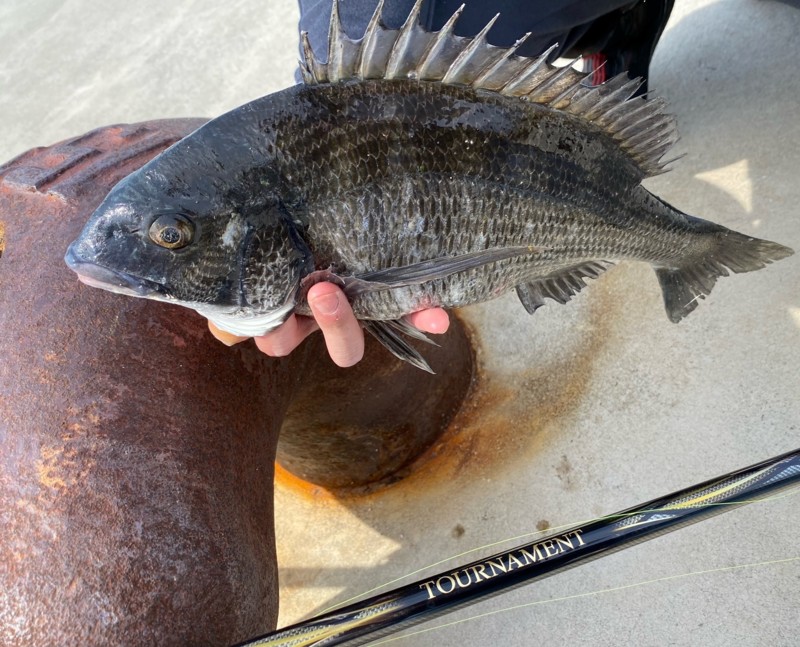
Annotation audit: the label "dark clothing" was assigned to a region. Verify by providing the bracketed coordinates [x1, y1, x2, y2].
[296, 0, 673, 93]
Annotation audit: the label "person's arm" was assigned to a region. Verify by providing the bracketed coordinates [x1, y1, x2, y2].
[208, 281, 449, 367]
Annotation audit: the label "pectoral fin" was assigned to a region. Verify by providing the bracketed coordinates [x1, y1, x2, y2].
[346, 246, 544, 297]
[381, 317, 439, 346]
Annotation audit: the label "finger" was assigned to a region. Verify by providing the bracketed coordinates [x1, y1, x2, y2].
[405, 308, 450, 334]
[254, 314, 319, 357]
[208, 320, 248, 346]
[308, 282, 364, 367]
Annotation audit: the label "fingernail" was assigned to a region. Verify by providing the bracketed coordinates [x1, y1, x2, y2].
[312, 292, 339, 317]
[217, 332, 245, 346]
[209, 321, 245, 346]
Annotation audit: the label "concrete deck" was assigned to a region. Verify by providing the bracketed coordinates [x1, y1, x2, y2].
[2, 0, 797, 644]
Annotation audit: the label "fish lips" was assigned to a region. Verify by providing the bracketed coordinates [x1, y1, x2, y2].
[64, 242, 168, 299]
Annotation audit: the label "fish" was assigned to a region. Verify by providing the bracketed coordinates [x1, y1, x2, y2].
[65, 0, 793, 372]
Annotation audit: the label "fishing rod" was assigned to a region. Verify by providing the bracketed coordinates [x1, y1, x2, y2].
[239, 447, 800, 647]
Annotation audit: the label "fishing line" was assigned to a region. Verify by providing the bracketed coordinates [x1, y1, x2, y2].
[369, 555, 800, 645]
[314, 485, 799, 617]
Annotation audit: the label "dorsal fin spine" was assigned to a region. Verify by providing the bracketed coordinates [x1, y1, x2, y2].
[414, 4, 464, 80]
[592, 80, 645, 126]
[613, 103, 668, 139]
[385, 0, 425, 78]
[512, 51, 563, 97]
[441, 13, 500, 85]
[327, 0, 344, 81]
[472, 32, 531, 89]
[582, 77, 643, 121]
[300, 31, 323, 83]
[535, 59, 582, 104]
[607, 98, 667, 136]
[356, 0, 385, 79]
[501, 43, 557, 95]
[416, 4, 464, 80]
[626, 120, 674, 148]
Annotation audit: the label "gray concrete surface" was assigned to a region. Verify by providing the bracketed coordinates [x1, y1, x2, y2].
[2, 0, 798, 645]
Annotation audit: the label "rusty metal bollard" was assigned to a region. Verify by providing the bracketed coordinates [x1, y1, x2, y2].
[0, 120, 301, 645]
[0, 119, 474, 644]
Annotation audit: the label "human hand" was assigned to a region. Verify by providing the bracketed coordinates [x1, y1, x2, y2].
[207, 281, 449, 368]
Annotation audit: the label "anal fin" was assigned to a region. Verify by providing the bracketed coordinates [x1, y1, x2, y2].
[515, 283, 546, 314]
[363, 320, 435, 373]
[516, 261, 612, 314]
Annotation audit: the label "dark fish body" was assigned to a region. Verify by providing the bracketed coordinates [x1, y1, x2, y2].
[65, 0, 793, 370]
[270, 78, 781, 321]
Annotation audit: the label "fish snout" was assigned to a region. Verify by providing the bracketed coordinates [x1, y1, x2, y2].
[64, 242, 163, 297]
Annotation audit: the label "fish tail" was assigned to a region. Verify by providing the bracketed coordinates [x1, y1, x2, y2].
[656, 224, 793, 323]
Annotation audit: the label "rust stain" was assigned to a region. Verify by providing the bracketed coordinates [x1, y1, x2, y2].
[274, 463, 336, 503]
[440, 282, 616, 484]
[36, 447, 68, 490]
[35, 440, 96, 493]
[34, 368, 55, 385]
[0, 220, 5, 257]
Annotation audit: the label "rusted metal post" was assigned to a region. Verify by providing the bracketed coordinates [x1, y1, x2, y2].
[0, 121, 300, 645]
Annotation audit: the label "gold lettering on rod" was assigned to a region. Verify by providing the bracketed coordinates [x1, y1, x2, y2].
[418, 529, 586, 600]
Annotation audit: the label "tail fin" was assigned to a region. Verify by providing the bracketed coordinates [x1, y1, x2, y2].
[656, 230, 793, 323]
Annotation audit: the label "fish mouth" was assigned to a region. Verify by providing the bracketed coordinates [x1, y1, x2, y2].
[64, 243, 167, 299]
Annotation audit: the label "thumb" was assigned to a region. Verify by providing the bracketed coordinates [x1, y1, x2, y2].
[307, 282, 364, 367]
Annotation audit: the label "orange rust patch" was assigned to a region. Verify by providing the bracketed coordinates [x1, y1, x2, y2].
[0, 220, 5, 257]
[274, 462, 335, 503]
[36, 447, 67, 490]
[35, 442, 95, 492]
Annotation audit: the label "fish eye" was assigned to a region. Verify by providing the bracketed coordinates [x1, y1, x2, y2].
[149, 214, 195, 250]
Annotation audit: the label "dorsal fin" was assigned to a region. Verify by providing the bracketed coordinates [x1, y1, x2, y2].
[299, 0, 678, 177]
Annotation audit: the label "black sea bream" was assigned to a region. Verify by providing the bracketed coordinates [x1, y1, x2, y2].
[65, 0, 793, 371]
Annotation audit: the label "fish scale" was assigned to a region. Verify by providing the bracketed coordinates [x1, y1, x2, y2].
[65, 0, 793, 371]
